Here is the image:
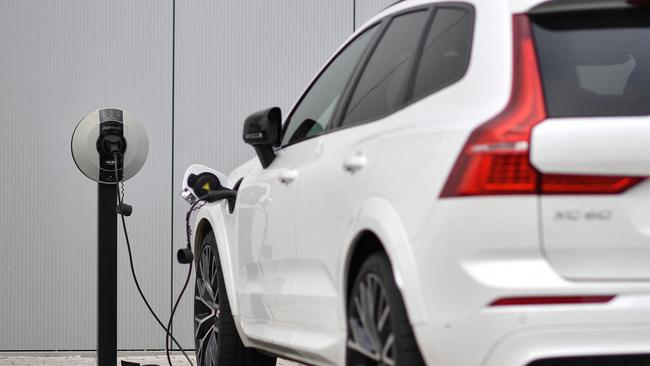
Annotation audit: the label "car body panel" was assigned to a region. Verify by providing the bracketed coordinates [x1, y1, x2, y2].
[236, 137, 322, 326]
[288, 123, 383, 337]
[531, 117, 650, 177]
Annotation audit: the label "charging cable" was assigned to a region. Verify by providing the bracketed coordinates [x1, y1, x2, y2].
[164, 190, 238, 365]
[164, 198, 201, 366]
[112, 152, 195, 366]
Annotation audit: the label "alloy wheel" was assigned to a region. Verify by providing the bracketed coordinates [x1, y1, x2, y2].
[347, 273, 396, 366]
[194, 245, 220, 366]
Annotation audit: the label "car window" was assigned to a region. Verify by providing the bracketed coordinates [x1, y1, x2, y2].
[411, 7, 473, 101]
[532, 8, 650, 117]
[282, 25, 379, 146]
[341, 10, 430, 127]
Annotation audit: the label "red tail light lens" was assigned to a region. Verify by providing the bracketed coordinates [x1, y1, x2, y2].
[440, 15, 644, 197]
[490, 295, 615, 307]
[541, 175, 643, 194]
[440, 15, 545, 197]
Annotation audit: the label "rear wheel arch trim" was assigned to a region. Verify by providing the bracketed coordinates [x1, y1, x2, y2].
[344, 230, 389, 303]
[341, 197, 429, 325]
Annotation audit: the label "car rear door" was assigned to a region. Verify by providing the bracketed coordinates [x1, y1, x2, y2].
[290, 7, 434, 338]
[529, 5, 650, 280]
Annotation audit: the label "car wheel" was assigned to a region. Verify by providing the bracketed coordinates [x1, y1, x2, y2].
[194, 231, 276, 366]
[346, 252, 425, 366]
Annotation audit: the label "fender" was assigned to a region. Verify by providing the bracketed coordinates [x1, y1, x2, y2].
[193, 204, 241, 318]
[182, 164, 242, 317]
[341, 196, 429, 325]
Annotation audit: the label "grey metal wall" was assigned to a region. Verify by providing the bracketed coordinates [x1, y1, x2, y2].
[0, 0, 173, 350]
[0, 0, 394, 351]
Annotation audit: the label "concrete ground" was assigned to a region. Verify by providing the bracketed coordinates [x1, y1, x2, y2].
[0, 353, 301, 365]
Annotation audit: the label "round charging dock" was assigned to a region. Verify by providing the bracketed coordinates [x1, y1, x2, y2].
[71, 108, 148, 183]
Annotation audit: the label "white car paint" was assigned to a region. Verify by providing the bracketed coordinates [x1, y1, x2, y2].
[183, 0, 650, 365]
[531, 117, 650, 176]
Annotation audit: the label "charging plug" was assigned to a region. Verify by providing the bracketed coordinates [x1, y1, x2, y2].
[100, 134, 126, 157]
[118, 202, 132, 216]
[177, 248, 194, 264]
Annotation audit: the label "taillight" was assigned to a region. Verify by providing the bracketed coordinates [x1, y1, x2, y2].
[440, 15, 643, 197]
[440, 15, 545, 197]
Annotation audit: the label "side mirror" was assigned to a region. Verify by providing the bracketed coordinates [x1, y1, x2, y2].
[243, 107, 282, 168]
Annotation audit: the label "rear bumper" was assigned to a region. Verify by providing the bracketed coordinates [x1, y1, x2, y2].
[404, 197, 650, 366]
[483, 323, 650, 366]
[413, 294, 650, 366]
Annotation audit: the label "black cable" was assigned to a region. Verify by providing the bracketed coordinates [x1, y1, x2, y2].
[112, 153, 195, 366]
[165, 199, 199, 366]
[165, 245, 193, 366]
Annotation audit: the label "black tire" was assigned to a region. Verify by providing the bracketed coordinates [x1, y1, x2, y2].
[346, 252, 425, 366]
[194, 231, 276, 366]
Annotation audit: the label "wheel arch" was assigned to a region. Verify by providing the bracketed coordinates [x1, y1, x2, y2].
[344, 230, 386, 303]
[192, 212, 276, 362]
[342, 197, 429, 325]
[194, 218, 214, 254]
[193, 206, 241, 319]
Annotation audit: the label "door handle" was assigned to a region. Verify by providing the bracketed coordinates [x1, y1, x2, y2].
[343, 155, 367, 173]
[279, 169, 299, 184]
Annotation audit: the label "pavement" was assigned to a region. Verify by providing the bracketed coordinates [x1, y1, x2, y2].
[0, 353, 301, 365]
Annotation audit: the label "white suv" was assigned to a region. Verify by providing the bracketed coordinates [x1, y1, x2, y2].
[182, 0, 650, 365]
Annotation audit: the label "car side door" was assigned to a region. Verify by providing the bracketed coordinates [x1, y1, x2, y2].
[235, 24, 380, 343]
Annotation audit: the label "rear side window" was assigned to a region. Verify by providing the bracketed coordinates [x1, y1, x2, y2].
[341, 10, 430, 126]
[411, 7, 473, 101]
[532, 9, 650, 117]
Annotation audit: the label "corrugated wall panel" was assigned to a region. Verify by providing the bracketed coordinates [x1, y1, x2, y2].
[172, 0, 354, 347]
[0, 0, 173, 350]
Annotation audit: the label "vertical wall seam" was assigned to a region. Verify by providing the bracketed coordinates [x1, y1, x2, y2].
[170, 0, 176, 344]
[353, 0, 356, 31]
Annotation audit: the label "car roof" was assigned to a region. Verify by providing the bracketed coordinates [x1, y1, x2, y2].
[379, 0, 549, 14]
[364, 0, 548, 29]
[369, 0, 634, 28]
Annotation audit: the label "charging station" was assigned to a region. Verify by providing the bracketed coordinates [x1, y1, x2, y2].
[71, 109, 148, 366]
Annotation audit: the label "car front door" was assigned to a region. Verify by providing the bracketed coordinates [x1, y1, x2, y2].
[235, 24, 380, 343]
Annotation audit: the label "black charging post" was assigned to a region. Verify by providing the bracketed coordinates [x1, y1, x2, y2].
[97, 180, 118, 366]
[96, 109, 125, 366]
[72, 108, 149, 366]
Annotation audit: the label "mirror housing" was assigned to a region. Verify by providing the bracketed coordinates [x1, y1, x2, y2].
[243, 107, 282, 168]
